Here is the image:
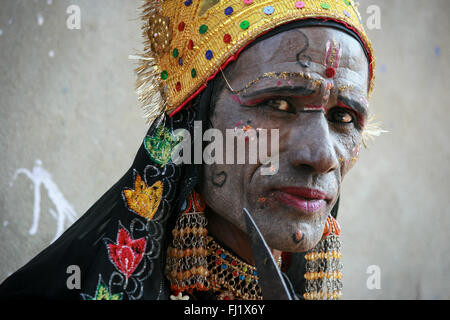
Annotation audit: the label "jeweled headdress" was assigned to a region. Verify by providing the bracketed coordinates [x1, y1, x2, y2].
[135, 0, 375, 126]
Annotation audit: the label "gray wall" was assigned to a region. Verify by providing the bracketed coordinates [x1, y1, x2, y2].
[0, 0, 449, 299]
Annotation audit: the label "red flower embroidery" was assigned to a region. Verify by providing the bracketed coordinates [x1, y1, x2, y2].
[107, 228, 147, 279]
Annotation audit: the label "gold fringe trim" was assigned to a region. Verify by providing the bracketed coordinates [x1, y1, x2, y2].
[304, 251, 342, 261]
[362, 114, 388, 148]
[304, 271, 343, 280]
[304, 291, 343, 300]
[135, 0, 167, 126]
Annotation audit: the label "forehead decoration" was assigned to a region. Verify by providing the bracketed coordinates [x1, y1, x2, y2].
[324, 39, 342, 79]
[135, 0, 375, 125]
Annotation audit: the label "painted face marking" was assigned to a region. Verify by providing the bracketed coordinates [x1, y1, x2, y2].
[324, 39, 342, 78]
[303, 104, 325, 112]
[228, 72, 322, 95]
[295, 30, 312, 68]
[212, 170, 227, 188]
[338, 84, 355, 93]
[293, 230, 304, 243]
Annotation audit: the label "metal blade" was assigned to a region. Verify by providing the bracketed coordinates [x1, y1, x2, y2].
[243, 208, 292, 300]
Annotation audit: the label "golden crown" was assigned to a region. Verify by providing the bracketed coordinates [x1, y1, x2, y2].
[135, 0, 375, 124]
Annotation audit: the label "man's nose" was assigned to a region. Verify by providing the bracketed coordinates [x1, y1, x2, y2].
[287, 114, 339, 175]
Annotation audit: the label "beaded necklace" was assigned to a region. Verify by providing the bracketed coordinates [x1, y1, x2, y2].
[166, 191, 342, 300]
[206, 237, 262, 300]
[166, 191, 266, 300]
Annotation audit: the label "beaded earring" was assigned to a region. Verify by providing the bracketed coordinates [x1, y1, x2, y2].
[303, 215, 343, 300]
[166, 191, 210, 295]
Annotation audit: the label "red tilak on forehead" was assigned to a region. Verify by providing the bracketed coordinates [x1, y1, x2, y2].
[324, 39, 342, 79]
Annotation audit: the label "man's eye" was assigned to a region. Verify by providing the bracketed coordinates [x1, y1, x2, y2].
[328, 108, 354, 124]
[266, 99, 294, 113]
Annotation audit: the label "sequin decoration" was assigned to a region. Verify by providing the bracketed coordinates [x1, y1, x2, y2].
[81, 275, 123, 300]
[263, 6, 275, 15]
[295, 1, 305, 9]
[240, 20, 250, 30]
[225, 6, 234, 16]
[122, 172, 163, 221]
[147, 13, 172, 54]
[205, 50, 213, 60]
[144, 126, 182, 166]
[199, 24, 208, 34]
[188, 39, 194, 50]
[223, 33, 232, 43]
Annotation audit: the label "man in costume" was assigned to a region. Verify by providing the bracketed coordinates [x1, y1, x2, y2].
[0, 0, 376, 300]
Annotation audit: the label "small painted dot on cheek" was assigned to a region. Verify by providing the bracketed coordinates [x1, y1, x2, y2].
[257, 197, 267, 209]
[293, 230, 304, 243]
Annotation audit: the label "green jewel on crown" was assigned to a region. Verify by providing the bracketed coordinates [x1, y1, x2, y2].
[144, 126, 182, 166]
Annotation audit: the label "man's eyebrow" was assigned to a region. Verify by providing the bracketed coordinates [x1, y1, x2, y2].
[228, 71, 322, 95]
[337, 95, 368, 118]
[241, 85, 316, 99]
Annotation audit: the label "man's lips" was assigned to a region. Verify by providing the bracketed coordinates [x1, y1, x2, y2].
[273, 187, 330, 213]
